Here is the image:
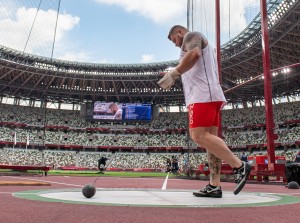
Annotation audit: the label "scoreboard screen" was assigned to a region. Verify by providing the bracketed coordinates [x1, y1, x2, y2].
[91, 102, 152, 122]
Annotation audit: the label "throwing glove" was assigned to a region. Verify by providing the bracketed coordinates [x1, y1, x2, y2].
[157, 69, 181, 90]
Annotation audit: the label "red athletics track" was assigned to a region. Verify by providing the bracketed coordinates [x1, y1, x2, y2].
[1, 175, 300, 223]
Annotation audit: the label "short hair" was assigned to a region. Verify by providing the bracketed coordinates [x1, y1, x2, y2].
[168, 25, 188, 40]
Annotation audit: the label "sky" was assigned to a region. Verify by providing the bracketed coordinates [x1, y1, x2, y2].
[0, 0, 260, 64]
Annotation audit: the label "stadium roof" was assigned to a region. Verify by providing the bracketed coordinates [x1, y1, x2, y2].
[0, 0, 299, 105]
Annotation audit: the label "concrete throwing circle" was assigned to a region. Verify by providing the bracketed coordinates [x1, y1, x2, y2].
[13, 188, 300, 208]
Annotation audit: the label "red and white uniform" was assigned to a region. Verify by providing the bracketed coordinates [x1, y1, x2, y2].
[179, 32, 226, 107]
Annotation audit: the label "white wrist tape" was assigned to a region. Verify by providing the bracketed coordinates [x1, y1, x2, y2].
[169, 69, 181, 79]
[157, 69, 181, 90]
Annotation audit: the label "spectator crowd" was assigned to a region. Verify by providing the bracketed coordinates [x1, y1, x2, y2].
[0, 101, 299, 169]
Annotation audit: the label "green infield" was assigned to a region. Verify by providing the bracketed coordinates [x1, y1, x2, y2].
[0, 168, 184, 178]
[48, 170, 177, 178]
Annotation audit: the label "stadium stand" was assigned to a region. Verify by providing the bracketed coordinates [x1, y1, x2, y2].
[0, 101, 299, 172]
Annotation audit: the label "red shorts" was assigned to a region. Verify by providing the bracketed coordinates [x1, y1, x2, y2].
[188, 102, 223, 128]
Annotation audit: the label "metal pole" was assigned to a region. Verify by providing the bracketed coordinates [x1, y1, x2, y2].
[260, 0, 276, 167]
[43, 97, 47, 151]
[215, 0, 223, 138]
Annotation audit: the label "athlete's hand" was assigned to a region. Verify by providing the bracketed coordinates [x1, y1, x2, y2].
[157, 69, 181, 90]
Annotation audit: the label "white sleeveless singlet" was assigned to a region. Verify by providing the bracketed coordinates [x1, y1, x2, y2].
[179, 33, 226, 107]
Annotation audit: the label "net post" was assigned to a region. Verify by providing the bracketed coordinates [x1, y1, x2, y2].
[215, 0, 223, 138]
[260, 0, 276, 167]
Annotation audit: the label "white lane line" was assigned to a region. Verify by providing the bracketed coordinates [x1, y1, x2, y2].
[161, 173, 169, 190]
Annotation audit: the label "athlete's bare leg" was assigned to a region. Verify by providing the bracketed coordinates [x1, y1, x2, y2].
[207, 126, 222, 187]
[190, 127, 242, 169]
[207, 151, 222, 186]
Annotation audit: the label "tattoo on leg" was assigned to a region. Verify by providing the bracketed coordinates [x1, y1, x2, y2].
[207, 152, 222, 185]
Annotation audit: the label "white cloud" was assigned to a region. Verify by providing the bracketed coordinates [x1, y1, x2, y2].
[187, 0, 260, 45]
[93, 0, 260, 45]
[0, 6, 80, 57]
[57, 51, 91, 63]
[55, 41, 113, 64]
[221, 0, 260, 41]
[0, 1, 260, 63]
[94, 0, 186, 24]
[0, 6, 11, 19]
[97, 58, 111, 64]
[141, 54, 155, 63]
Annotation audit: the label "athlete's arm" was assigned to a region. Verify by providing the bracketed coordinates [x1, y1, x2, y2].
[175, 32, 205, 74]
[158, 32, 206, 89]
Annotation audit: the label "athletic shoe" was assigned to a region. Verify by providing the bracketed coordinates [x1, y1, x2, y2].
[193, 184, 222, 198]
[233, 161, 252, 195]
